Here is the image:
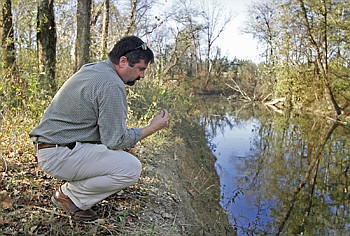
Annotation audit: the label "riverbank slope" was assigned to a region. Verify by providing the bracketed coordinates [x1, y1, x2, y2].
[0, 118, 235, 235]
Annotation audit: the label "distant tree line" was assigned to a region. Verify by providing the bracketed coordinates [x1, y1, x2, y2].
[244, 0, 350, 116]
[0, 0, 349, 117]
[0, 0, 232, 95]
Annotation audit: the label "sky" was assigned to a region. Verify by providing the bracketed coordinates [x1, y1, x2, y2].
[213, 0, 262, 62]
[158, 0, 262, 62]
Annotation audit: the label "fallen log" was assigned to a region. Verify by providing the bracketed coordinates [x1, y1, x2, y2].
[264, 103, 284, 114]
[264, 97, 286, 114]
[264, 97, 286, 106]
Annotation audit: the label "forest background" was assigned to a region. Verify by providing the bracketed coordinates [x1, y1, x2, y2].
[1, 0, 350, 118]
[0, 0, 350, 234]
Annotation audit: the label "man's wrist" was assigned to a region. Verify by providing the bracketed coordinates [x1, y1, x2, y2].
[141, 125, 157, 139]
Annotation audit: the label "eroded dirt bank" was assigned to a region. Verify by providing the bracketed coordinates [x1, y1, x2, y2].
[134, 119, 236, 235]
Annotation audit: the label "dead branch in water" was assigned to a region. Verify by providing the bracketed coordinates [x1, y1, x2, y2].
[263, 97, 286, 114]
[225, 78, 252, 101]
[264, 97, 286, 106]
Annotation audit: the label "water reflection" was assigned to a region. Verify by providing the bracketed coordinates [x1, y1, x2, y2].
[198, 98, 350, 235]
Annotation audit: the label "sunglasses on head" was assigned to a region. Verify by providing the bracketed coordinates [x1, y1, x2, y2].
[123, 42, 148, 55]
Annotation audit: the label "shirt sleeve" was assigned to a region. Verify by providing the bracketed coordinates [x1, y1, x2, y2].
[97, 83, 142, 150]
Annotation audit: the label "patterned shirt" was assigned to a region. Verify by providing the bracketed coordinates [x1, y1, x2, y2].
[29, 59, 143, 150]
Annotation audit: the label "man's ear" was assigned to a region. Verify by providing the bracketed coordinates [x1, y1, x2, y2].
[119, 56, 128, 68]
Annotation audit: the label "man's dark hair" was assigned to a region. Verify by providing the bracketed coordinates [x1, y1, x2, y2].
[108, 36, 154, 66]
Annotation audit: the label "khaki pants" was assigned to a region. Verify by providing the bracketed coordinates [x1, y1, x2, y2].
[37, 142, 142, 210]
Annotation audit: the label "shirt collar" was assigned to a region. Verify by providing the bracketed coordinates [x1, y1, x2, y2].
[105, 59, 117, 72]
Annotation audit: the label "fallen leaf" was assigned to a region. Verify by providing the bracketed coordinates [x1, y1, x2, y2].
[161, 212, 174, 219]
[95, 218, 106, 224]
[0, 194, 13, 210]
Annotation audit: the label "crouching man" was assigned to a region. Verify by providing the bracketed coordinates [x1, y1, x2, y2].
[30, 36, 169, 221]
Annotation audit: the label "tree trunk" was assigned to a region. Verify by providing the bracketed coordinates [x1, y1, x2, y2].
[75, 0, 91, 71]
[1, 0, 16, 71]
[101, 0, 109, 59]
[124, 0, 137, 36]
[204, 24, 213, 90]
[298, 0, 341, 116]
[204, 37, 211, 90]
[37, 0, 57, 93]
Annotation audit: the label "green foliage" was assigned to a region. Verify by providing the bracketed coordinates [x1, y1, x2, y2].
[329, 64, 350, 108]
[127, 76, 192, 126]
[331, 77, 350, 100]
[255, 63, 276, 97]
[0, 71, 51, 118]
[273, 63, 328, 110]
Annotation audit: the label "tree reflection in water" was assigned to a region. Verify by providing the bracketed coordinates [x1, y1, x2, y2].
[197, 98, 350, 235]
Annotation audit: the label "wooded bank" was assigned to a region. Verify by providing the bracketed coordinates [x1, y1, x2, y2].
[0, 0, 349, 118]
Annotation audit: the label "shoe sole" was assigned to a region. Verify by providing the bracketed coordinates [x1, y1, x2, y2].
[51, 195, 64, 210]
[51, 195, 97, 222]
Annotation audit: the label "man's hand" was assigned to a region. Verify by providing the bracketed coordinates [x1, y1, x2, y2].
[123, 147, 136, 154]
[141, 109, 170, 139]
[150, 109, 169, 129]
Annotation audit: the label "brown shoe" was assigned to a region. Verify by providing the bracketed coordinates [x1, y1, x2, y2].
[51, 187, 98, 222]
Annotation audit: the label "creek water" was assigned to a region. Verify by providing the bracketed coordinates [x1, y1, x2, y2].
[200, 99, 350, 235]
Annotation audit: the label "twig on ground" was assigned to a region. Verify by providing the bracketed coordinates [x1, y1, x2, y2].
[34, 206, 70, 218]
[1, 153, 7, 181]
[172, 211, 178, 227]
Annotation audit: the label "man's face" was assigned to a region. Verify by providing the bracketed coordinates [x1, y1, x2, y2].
[123, 59, 148, 86]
